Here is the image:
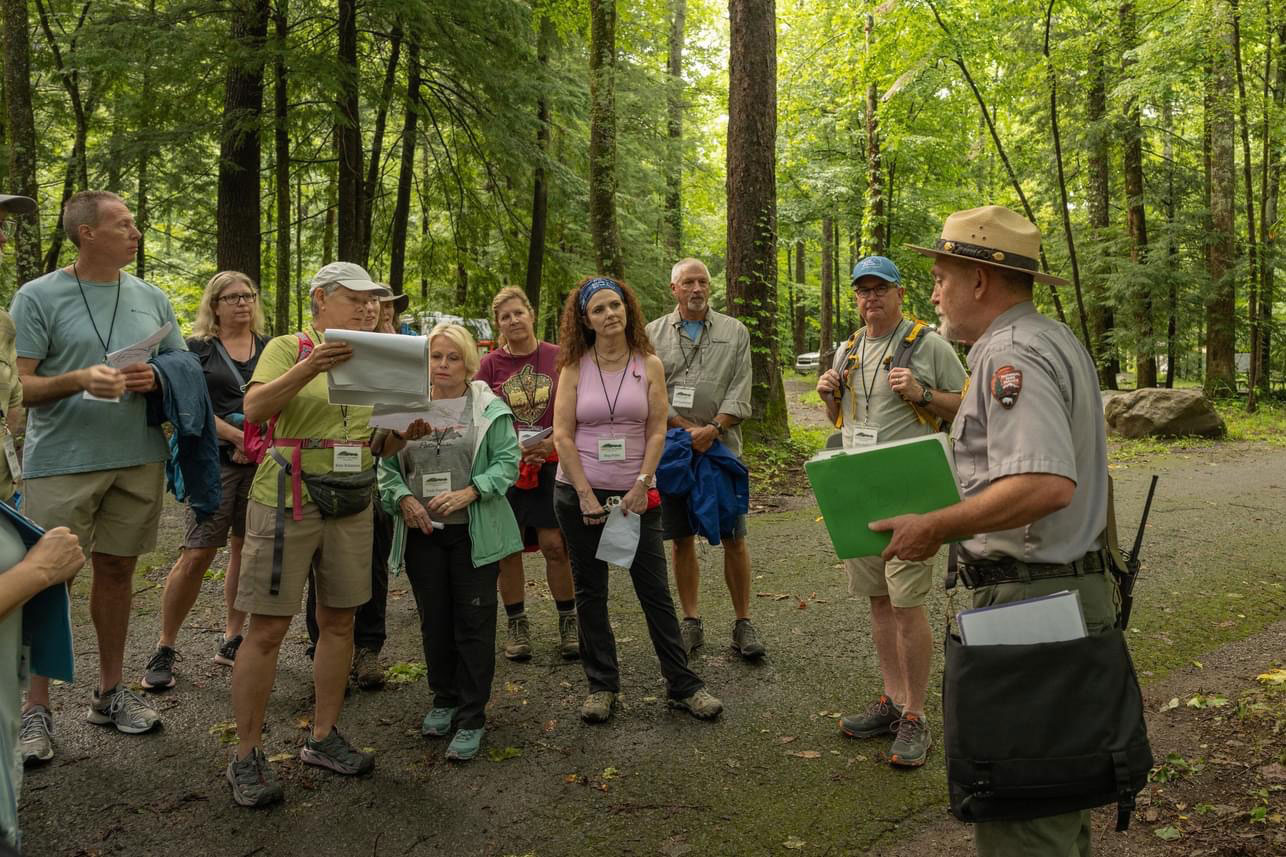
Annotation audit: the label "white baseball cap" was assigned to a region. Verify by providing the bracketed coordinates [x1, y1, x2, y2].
[309, 261, 392, 297]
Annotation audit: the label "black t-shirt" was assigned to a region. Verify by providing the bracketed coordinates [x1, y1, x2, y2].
[188, 333, 267, 426]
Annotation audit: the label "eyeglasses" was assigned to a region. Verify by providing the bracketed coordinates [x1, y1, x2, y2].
[853, 283, 894, 299]
[217, 293, 258, 305]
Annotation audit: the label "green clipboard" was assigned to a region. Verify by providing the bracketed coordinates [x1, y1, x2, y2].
[805, 433, 962, 559]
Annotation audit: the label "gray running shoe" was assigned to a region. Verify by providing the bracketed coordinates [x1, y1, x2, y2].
[504, 614, 532, 661]
[579, 691, 617, 724]
[87, 684, 161, 734]
[670, 688, 723, 720]
[19, 706, 54, 765]
[840, 695, 903, 739]
[213, 634, 243, 666]
[889, 713, 932, 767]
[351, 647, 386, 689]
[679, 617, 704, 656]
[227, 747, 284, 808]
[557, 612, 580, 660]
[141, 646, 178, 691]
[731, 618, 766, 659]
[299, 728, 374, 775]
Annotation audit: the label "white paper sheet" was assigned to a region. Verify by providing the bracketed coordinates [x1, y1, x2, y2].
[595, 509, 641, 568]
[368, 394, 469, 433]
[324, 329, 428, 406]
[82, 322, 174, 402]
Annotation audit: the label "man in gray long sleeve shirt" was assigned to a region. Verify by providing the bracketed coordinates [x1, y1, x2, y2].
[645, 258, 764, 660]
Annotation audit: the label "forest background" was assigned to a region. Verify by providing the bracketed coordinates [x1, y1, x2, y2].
[2, 0, 1284, 443]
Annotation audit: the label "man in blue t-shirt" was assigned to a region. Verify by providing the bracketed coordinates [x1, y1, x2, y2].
[10, 190, 185, 764]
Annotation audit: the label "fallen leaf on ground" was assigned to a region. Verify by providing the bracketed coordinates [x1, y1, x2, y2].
[1153, 826, 1181, 841]
[487, 746, 522, 762]
[1256, 668, 1286, 685]
[1158, 697, 1180, 712]
[266, 752, 293, 763]
[601, 766, 618, 780]
[543, 719, 557, 733]
[788, 750, 822, 759]
[777, 735, 797, 744]
[1259, 762, 1286, 781]
[783, 836, 806, 849]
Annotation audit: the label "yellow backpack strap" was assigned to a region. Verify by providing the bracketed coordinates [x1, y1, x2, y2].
[833, 330, 862, 428]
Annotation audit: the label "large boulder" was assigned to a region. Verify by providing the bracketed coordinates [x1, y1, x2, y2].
[1103, 388, 1226, 438]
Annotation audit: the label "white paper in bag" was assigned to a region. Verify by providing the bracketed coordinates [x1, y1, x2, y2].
[594, 510, 641, 568]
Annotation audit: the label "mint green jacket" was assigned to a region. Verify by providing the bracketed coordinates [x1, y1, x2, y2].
[379, 381, 523, 570]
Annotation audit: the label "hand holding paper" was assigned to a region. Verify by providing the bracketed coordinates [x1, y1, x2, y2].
[325, 328, 428, 406]
[83, 321, 173, 402]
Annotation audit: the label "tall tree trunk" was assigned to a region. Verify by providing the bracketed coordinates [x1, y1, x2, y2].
[1162, 89, 1179, 388]
[2, 0, 42, 289]
[296, 165, 304, 330]
[820, 217, 833, 373]
[360, 27, 402, 267]
[136, 149, 148, 278]
[832, 215, 843, 335]
[1259, 23, 1286, 394]
[1120, 1, 1155, 388]
[1230, 0, 1259, 406]
[793, 239, 806, 354]
[1207, 4, 1239, 396]
[588, 0, 624, 278]
[525, 16, 554, 318]
[727, 0, 786, 440]
[336, 0, 363, 263]
[323, 130, 337, 266]
[1087, 39, 1119, 388]
[389, 41, 419, 294]
[273, 0, 290, 334]
[664, 0, 686, 257]
[862, 14, 885, 256]
[215, 0, 268, 283]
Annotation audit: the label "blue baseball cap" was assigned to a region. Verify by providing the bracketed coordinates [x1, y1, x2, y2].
[850, 255, 901, 285]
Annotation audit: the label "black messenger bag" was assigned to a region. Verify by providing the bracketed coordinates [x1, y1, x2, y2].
[943, 627, 1153, 830]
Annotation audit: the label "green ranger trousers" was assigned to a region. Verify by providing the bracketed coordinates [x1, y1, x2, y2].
[966, 569, 1121, 857]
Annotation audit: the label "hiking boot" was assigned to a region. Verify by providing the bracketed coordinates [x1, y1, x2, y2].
[87, 684, 162, 734]
[19, 706, 54, 765]
[227, 747, 284, 808]
[557, 612, 580, 660]
[889, 713, 932, 767]
[299, 728, 374, 776]
[141, 645, 178, 691]
[670, 688, 723, 721]
[840, 695, 903, 740]
[580, 691, 618, 724]
[504, 614, 532, 661]
[420, 707, 458, 737]
[213, 634, 243, 666]
[679, 617, 704, 656]
[731, 618, 766, 659]
[351, 648, 386, 690]
[445, 727, 485, 761]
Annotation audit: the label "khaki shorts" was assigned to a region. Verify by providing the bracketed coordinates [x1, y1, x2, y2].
[22, 462, 165, 557]
[844, 554, 936, 608]
[183, 460, 255, 549]
[236, 499, 373, 616]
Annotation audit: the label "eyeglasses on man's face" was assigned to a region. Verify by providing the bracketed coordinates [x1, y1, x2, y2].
[853, 283, 894, 300]
[217, 292, 258, 305]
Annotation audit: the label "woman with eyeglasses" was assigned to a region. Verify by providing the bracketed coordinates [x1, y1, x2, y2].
[139, 272, 267, 690]
[552, 276, 722, 724]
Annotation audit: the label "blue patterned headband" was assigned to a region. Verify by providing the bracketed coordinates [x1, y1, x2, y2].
[578, 277, 624, 313]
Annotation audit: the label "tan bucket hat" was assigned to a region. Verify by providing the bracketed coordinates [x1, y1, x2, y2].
[906, 205, 1068, 285]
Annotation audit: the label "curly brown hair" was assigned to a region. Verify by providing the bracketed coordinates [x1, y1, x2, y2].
[556, 275, 655, 371]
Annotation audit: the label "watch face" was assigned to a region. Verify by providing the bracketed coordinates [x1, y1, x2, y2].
[922, 389, 933, 404]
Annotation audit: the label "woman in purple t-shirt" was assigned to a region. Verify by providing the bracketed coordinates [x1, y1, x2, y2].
[552, 276, 721, 725]
[475, 287, 578, 662]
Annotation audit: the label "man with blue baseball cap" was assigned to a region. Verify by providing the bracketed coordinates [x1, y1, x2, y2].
[815, 254, 965, 768]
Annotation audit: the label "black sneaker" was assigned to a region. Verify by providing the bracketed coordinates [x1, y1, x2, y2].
[731, 618, 766, 659]
[141, 646, 178, 691]
[227, 747, 284, 808]
[213, 634, 243, 667]
[840, 695, 903, 739]
[679, 617, 704, 656]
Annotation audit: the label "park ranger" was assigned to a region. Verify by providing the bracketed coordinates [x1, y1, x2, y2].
[872, 205, 1116, 856]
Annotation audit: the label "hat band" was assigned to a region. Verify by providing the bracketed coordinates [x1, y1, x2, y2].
[934, 239, 1038, 272]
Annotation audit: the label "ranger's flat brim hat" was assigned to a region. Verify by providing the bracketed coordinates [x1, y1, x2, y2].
[0, 194, 37, 215]
[906, 205, 1068, 285]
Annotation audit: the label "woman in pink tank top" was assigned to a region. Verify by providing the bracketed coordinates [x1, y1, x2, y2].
[552, 276, 723, 725]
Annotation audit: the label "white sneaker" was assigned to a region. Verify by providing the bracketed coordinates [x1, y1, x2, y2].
[86, 684, 161, 734]
[19, 706, 54, 764]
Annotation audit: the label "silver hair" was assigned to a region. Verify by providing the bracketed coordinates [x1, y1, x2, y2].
[310, 282, 344, 316]
[670, 257, 709, 285]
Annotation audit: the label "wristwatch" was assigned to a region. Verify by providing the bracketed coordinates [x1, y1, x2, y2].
[708, 420, 725, 436]
[637, 473, 654, 488]
[919, 386, 934, 405]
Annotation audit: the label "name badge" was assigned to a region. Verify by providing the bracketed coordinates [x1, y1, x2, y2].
[852, 425, 880, 447]
[421, 472, 451, 497]
[672, 385, 696, 409]
[332, 444, 363, 473]
[597, 437, 626, 461]
[2, 434, 20, 481]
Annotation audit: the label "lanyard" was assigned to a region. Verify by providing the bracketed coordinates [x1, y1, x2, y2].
[852, 323, 899, 418]
[74, 264, 121, 360]
[676, 320, 707, 377]
[594, 347, 630, 426]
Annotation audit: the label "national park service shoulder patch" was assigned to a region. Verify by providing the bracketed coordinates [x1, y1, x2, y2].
[991, 365, 1022, 409]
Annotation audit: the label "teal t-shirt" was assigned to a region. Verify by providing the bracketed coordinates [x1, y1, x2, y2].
[0, 515, 28, 847]
[10, 269, 186, 478]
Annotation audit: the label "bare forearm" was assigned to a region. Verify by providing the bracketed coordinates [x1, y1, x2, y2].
[214, 416, 242, 444]
[0, 562, 52, 622]
[553, 432, 594, 496]
[20, 369, 86, 406]
[820, 392, 841, 425]
[924, 473, 1075, 545]
[243, 362, 317, 424]
[924, 391, 962, 422]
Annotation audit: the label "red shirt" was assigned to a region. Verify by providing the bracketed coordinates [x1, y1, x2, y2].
[475, 341, 560, 430]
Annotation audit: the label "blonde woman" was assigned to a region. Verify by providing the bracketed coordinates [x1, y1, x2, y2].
[140, 271, 267, 690]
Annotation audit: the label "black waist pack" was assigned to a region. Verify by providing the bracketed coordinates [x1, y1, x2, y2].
[943, 628, 1153, 831]
[300, 469, 375, 519]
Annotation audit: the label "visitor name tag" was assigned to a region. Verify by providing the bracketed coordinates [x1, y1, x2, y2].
[672, 385, 696, 409]
[852, 425, 880, 447]
[597, 437, 626, 461]
[332, 445, 363, 472]
[421, 472, 451, 497]
[2, 434, 19, 480]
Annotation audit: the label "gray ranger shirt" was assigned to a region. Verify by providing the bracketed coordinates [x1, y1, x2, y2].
[951, 301, 1107, 564]
[645, 307, 752, 458]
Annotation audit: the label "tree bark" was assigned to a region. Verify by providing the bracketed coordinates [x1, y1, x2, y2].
[2, 0, 42, 289]
[862, 14, 885, 257]
[1230, 0, 1259, 405]
[793, 239, 806, 354]
[1087, 39, 1119, 388]
[323, 129, 336, 267]
[336, 0, 363, 263]
[136, 148, 148, 278]
[273, 0, 291, 334]
[664, 0, 686, 258]
[820, 217, 833, 374]
[360, 27, 402, 267]
[588, 0, 624, 278]
[1259, 23, 1286, 394]
[1120, 1, 1155, 388]
[215, 0, 268, 284]
[1207, 4, 1239, 396]
[726, 0, 786, 440]
[389, 41, 419, 294]
[1162, 90, 1179, 388]
[524, 16, 554, 318]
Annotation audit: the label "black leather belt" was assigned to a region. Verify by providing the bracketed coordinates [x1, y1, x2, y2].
[955, 550, 1108, 590]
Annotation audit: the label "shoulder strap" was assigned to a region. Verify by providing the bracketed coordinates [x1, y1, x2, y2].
[211, 338, 251, 390]
[890, 319, 928, 370]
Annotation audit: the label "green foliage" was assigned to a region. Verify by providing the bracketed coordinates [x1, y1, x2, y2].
[1149, 752, 1205, 783]
[383, 660, 427, 685]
